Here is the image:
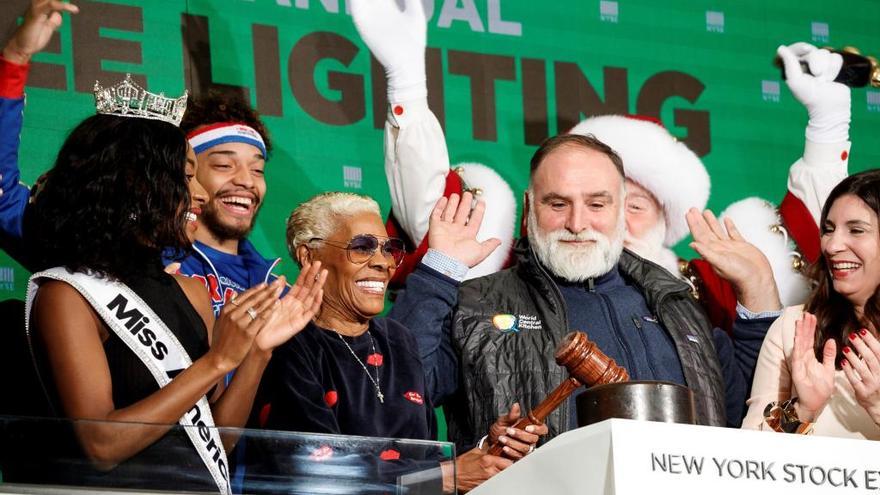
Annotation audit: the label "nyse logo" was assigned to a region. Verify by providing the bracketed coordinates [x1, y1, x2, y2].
[599, 1, 618, 23]
[706, 11, 724, 33]
[343, 165, 362, 189]
[868, 91, 880, 113]
[762, 80, 781, 102]
[0, 266, 12, 291]
[811, 22, 829, 43]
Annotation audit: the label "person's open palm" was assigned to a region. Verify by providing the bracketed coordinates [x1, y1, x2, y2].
[791, 312, 836, 420]
[4, 1, 79, 64]
[427, 192, 501, 268]
[255, 262, 326, 352]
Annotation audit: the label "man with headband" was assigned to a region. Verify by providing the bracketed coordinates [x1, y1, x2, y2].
[176, 94, 280, 316]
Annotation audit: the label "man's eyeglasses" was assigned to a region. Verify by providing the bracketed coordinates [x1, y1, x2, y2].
[311, 234, 406, 267]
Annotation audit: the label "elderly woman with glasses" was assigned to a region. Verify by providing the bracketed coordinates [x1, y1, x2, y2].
[253, 191, 546, 492]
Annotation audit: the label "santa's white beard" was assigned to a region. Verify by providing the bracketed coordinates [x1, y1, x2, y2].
[624, 220, 680, 275]
[527, 207, 625, 282]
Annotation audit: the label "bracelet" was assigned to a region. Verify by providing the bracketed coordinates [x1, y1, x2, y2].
[763, 397, 814, 435]
[476, 435, 489, 450]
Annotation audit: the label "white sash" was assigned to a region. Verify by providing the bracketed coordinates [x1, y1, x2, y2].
[25, 268, 231, 494]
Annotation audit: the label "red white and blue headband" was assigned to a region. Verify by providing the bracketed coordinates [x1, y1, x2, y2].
[187, 122, 267, 158]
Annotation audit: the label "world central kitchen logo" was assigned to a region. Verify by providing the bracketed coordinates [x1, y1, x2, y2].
[492, 313, 543, 333]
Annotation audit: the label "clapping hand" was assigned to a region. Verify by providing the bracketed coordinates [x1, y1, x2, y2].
[686, 207, 782, 313]
[791, 312, 836, 421]
[840, 329, 880, 424]
[3, 1, 79, 65]
[254, 262, 327, 352]
[427, 192, 501, 269]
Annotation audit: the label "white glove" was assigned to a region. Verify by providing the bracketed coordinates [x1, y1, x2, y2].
[351, 0, 427, 103]
[777, 42, 851, 143]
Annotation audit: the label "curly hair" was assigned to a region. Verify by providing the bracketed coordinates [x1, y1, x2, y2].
[179, 91, 273, 156]
[804, 169, 880, 367]
[25, 115, 191, 283]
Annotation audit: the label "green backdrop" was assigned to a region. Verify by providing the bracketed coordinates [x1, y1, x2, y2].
[2, 0, 880, 295]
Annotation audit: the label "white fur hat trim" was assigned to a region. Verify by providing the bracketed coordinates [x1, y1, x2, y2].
[570, 115, 710, 247]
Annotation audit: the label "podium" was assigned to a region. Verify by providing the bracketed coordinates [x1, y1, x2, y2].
[470, 419, 880, 494]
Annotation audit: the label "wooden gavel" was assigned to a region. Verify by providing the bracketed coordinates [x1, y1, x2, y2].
[486, 331, 629, 457]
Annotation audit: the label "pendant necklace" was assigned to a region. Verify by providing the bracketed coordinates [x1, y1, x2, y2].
[334, 328, 384, 403]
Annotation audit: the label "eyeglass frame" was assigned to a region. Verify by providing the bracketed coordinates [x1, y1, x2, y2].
[309, 234, 407, 267]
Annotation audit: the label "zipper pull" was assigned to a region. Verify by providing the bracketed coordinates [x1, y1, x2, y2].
[631, 316, 643, 330]
[586, 278, 595, 292]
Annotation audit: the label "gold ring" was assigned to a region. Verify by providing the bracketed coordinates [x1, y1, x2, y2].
[246, 307, 258, 320]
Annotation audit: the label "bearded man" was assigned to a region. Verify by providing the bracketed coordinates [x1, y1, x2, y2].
[173, 93, 281, 316]
[420, 134, 773, 450]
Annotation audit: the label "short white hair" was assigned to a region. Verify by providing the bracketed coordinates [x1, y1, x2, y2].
[286, 192, 381, 264]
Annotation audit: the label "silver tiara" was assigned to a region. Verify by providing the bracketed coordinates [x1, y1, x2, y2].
[93, 74, 188, 126]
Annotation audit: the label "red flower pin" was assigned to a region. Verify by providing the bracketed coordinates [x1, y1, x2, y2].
[367, 353, 384, 367]
[380, 449, 401, 461]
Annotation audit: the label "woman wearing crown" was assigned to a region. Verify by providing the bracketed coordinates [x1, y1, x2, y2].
[3, 2, 326, 492]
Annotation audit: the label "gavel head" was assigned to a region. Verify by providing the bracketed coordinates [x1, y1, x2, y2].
[555, 331, 629, 386]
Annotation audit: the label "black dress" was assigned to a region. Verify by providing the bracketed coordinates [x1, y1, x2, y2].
[22, 265, 217, 492]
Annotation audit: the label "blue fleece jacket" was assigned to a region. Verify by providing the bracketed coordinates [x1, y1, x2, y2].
[556, 266, 770, 426]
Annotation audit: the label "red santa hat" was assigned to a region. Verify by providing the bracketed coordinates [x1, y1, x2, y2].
[569, 115, 710, 247]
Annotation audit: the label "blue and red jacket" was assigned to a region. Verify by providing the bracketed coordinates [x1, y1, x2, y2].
[169, 240, 281, 317]
[0, 57, 34, 267]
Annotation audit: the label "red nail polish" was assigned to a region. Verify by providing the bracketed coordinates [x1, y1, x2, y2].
[849, 333, 857, 341]
[861, 329, 868, 337]
[843, 347, 851, 354]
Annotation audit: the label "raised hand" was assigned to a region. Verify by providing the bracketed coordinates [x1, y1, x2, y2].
[840, 329, 880, 424]
[485, 403, 548, 460]
[427, 192, 501, 269]
[3, 1, 79, 65]
[777, 42, 850, 143]
[350, 0, 426, 102]
[207, 283, 282, 373]
[790, 312, 836, 421]
[687, 207, 782, 313]
[254, 262, 327, 352]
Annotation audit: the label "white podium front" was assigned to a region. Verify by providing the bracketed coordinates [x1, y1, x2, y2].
[470, 418, 880, 494]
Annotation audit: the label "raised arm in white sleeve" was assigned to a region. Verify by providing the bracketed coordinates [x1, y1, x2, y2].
[351, 0, 449, 245]
[384, 100, 449, 245]
[778, 42, 851, 223]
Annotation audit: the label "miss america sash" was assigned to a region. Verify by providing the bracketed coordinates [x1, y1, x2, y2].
[25, 268, 231, 494]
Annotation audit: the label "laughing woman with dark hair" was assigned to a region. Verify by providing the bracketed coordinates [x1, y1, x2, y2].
[743, 169, 880, 438]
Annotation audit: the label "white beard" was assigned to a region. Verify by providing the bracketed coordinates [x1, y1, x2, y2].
[624, 220, 680, 274]
[527, 207, 625, 282]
